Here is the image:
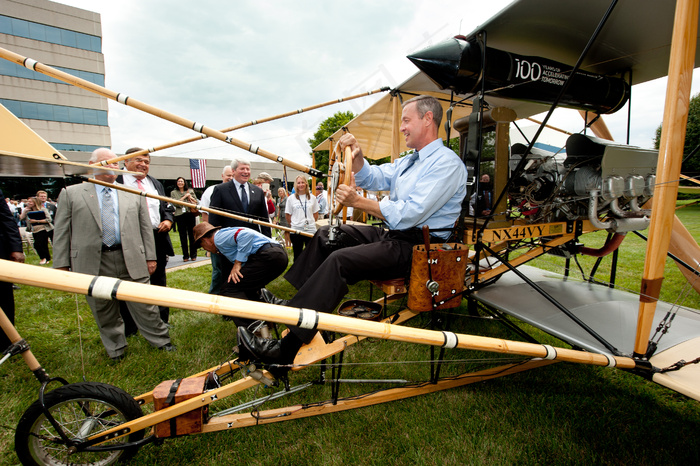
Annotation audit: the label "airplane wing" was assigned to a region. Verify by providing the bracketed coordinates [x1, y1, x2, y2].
[312, 72, 547, 160]
[315, 0, 698, 160]
[470, 0, 699, 86]
[0, 103, 116, 177]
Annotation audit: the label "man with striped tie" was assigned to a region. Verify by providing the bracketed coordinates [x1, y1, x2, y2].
[53, 148, 174, 361]
[117, 148, 175, 329]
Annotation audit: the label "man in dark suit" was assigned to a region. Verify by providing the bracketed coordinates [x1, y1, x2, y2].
[208, 157, 271, 237]
[207, 157, 272, 301]
[53, 149, 173, 360]
[117, 148, 175, 329]
[0, 188, 25, 353]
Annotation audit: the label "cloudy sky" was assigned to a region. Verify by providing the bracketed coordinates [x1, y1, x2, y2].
[55, 0, 700, 165]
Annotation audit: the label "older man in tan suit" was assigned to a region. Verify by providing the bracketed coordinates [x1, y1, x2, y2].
[53, 148, 174, 361]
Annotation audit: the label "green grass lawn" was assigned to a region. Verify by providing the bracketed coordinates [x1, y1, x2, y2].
[1, 212, 699, 465]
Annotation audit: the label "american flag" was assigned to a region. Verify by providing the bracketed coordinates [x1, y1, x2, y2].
[190, 159, 207, 188]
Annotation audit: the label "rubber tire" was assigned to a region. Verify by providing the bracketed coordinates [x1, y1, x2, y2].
[15, 382, 144, 466]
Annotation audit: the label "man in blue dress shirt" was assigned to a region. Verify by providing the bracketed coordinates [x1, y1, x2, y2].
[240, 95, 467, 372]
[194, 222, 288, 328]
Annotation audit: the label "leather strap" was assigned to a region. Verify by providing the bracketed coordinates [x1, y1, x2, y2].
[165, 378, 182, 436]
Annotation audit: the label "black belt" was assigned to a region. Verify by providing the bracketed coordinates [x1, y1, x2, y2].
[258, 242, 284, 252]
[102, 243, 121, 251]
[387, 229, 442, 245]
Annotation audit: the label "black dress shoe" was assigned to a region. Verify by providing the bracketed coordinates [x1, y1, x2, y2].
[159, 343, 177, 352]
[236, 327, 281, 364]
[260, 288, 290, 306]
[110, 354, 125, 362]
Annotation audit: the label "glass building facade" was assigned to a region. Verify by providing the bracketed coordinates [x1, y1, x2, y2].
[0, 0, 110, 155]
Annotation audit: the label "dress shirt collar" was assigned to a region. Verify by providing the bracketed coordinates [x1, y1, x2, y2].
[415, 138, 444, 162]
[233, 179, 250, 196]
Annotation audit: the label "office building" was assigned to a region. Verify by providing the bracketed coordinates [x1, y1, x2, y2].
[0, 0, 109, 155]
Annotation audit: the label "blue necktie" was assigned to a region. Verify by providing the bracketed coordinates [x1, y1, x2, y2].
[240, 184, 249, 212]
[102, 187, 117, 246]
[400, 151, 419, 176]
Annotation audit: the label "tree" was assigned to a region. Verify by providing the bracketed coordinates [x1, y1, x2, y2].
[654, 92, 700, 176]
[308, 111, 355, 187]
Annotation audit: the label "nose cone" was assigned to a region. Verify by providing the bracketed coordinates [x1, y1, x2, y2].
[407, 38, 466, 90]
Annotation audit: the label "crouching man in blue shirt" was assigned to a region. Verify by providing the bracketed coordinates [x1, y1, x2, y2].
[194, 222, 288, 328]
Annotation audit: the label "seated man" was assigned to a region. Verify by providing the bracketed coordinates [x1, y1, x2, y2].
[194, 222, 288, 328]
[238, 95, 467, 373]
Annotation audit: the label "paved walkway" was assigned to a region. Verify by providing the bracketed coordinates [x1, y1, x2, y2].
[165, 254, 211, 272]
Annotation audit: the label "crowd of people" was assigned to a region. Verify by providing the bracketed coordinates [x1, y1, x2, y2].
[2, 95, 473, 377]
[5, 190, 57, 265]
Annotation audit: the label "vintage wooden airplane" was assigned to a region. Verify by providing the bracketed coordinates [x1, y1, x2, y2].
[1, 0, 699, 464]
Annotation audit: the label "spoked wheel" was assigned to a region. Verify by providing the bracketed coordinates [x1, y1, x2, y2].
[15, 382, 144, 466]
[329, 143, 353, 218]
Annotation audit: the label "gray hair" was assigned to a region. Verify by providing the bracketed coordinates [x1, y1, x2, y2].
[222, 165, 232, 174]
[231, 157, 251, 171]
[89, 147, 115, 163]
[403, 95, 443, 129]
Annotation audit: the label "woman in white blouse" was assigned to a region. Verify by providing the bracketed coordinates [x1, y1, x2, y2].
[285, 176, 319, 260]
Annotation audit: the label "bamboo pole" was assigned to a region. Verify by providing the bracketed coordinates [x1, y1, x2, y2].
[0, 150, 138, 176]
[0, 260, 639, 370]
[525, 117, 574, 136]
[0, 306, 44, 374]
[86, 177, 313, 237]
[0, 47, 324, 177]
[634, 0, 699, 357]
[391, 93, 401, 162]
[578, 110, 614, 141]
[312, 151, 317, 196]
[102, 87, 390, 165]
[680, 173, 700, 185]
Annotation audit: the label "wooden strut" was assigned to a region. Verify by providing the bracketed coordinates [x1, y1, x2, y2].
[0, 260, 641, 370]
[201, 360, 558, 433]
[86, 177, 313, 238]
[0, 47, 324, 178]
[0, 305, 45, 377]
[634, 0, 700, 356]
[0, 150, 139, 176]
[133, 305, 417, 406]
[0, 260, 650, 446]
[103, 87, 390, 166]
[86, 359, 558, 445]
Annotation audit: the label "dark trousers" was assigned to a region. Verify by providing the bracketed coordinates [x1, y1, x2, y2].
[32, 229, 51, 261]
[0, 281, 15, 352]
[120, 228, 171, 334]
[219, 244, 289, 327]
[151, 229, 170, 323]
[289, 233, 311, 261]
[174, 214, 198, 260]
[284, 225, 416, 343]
